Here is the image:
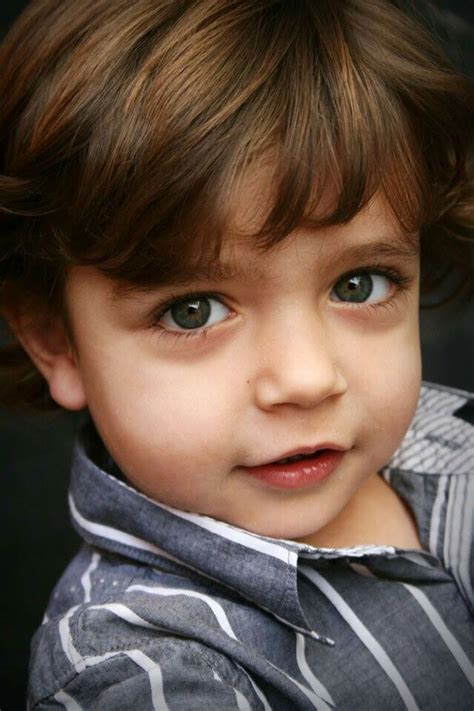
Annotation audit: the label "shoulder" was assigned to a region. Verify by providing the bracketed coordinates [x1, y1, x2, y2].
[29, 627, 259, 710]
[389, 381, 474, 612]
[28, 551, 263, 709]
[389, 380, 474, 479]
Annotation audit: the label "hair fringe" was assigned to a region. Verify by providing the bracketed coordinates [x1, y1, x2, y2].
[0, 0, 473, 411]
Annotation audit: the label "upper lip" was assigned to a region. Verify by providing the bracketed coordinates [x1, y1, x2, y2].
[247, 443, 348, 467]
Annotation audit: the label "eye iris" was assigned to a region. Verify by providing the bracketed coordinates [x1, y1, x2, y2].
[171, 298, 211, 329]
[334, 274, 373, 302]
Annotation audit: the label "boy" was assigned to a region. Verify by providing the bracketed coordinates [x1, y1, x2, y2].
[0, 0, 473, 708]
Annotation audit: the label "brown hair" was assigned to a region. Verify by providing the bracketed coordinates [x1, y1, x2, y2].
[0, 0, 473, 411]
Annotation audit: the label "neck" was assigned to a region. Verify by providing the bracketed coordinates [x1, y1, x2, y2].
[297, 473, 424, 551]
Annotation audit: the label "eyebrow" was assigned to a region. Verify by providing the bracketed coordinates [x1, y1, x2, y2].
[110, 233, 419, 302]
[330, 233, 420, 267]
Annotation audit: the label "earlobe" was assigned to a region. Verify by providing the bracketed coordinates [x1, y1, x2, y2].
[5, 309, 88, 411]
[47, 354, 88, 411]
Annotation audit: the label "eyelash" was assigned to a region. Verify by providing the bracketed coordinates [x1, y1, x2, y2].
[148, 265, 414, 343]
[149, 291, 224, 343]
[336, 266, 413, 312]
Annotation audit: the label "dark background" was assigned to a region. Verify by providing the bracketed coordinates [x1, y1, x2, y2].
[1, 1, 473, 709]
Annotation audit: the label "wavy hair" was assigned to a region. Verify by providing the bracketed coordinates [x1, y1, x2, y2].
[0, 0, 473, 410]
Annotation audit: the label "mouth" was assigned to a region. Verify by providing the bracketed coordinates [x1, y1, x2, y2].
[242, 445, 347, 490]
[272, 449, 330, 465]
[259, 444, 346, 467]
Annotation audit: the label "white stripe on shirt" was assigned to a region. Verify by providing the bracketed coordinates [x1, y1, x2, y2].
[58, 605, 85, 672]
[234, 687, 252, 711]
[401, 583, 474, 685]
[212, 666, 266, 711]
[54, 690, 83, 711]
[80, 551, 100, 603]
[147, 502, 292, 564]
[444, 476, 468, 603]
[127, 584, 239, 639]
[89, 602, 170, 632]
[296, 632, 335, 707]
[300, 566, 420, 711]
[458, 476, 474, 610]
[126, 649, 169, 711]
[234, 661, 273, 711]
[69, 493, 180, 563]
[429, 474, 448, 558]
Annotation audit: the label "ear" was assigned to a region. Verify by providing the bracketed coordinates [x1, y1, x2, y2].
[5, 307, 88, 411]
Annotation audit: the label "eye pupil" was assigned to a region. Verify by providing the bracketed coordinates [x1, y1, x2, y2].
[171, 298, 211, 328]
[334, 274, 373, 302]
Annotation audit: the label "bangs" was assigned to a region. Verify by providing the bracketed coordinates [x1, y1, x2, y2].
[4, 0, 472, 290]
[1, 0, 472, 411]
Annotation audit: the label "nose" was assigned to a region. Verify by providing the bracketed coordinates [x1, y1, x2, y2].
[252, 310, 348, 411]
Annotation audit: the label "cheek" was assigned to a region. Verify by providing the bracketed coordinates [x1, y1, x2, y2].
[79, 342, 244, 470]
[357, 324, 422, 453]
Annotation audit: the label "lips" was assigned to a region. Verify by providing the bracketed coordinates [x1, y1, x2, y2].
[255, 443, 346, 468]
[242, 445, 347, 490]
[273, 449, 329, 465]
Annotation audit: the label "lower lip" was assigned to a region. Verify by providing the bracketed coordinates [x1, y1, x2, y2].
[243, 450, 345, 490]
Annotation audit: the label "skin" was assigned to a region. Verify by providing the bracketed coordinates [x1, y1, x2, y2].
[14, 176, 423, 548]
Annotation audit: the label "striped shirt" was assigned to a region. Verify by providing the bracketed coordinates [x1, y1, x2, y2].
[28, 381, 474, 710]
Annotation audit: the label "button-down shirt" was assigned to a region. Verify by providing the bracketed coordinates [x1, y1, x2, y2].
[28, 381, 474, 710]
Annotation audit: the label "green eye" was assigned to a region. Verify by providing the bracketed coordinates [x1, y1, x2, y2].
[331, 273, 390, 303]
[160, 296, 230, 330]
[170, 298, 211, 329]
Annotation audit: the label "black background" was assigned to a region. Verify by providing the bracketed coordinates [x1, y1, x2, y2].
[0, 1, 473, 709]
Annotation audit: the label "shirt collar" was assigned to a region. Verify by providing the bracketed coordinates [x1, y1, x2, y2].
[70, 424, 335, 643]
[68, 381, 473, 645]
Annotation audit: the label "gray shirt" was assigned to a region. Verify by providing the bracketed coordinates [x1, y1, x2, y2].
[28, 381, 474, 710]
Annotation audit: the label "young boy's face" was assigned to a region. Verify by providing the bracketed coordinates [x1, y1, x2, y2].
[52, 173, 422, 541]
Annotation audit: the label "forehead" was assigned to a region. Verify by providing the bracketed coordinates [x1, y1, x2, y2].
[105, 190, 418, 307]
[217, 196, 417, 278]
[225, 160, 410, 236]
[210, 159, 417, 264]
